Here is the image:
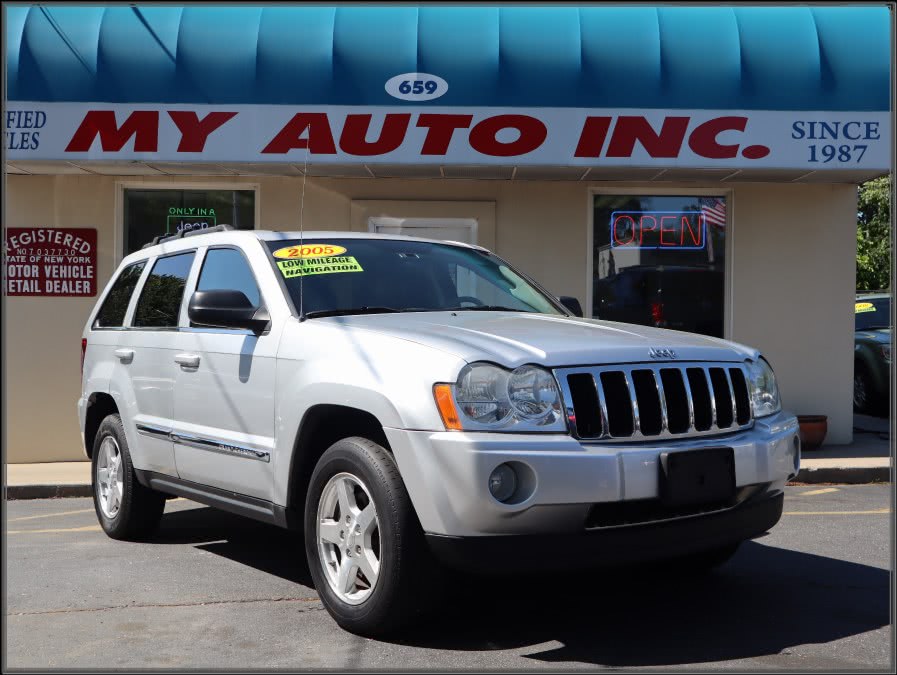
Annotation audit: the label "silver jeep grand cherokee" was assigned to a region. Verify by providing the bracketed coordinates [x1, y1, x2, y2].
[78, 226, 800, 636]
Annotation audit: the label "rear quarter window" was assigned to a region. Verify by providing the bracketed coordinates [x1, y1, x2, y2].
[92, 261, 146, 328]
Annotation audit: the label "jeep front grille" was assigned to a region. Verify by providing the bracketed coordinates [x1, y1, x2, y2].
[555, 362, 753, 441]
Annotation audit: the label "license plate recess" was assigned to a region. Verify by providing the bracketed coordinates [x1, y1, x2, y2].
[658, 447, 735, 508]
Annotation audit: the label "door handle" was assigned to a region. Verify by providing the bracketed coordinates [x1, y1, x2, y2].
[114, 348, 134, 363]
[174, 353, 200, 368]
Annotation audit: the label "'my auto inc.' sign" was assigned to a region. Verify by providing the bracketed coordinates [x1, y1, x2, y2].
[5, 102, 890, 170]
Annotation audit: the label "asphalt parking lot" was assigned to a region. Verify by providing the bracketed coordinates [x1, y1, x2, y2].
[5, 485, 892, 670]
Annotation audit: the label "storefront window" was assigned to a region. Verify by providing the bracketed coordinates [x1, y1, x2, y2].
[123, 189, 255, 254]
[593, 194, 727, 338]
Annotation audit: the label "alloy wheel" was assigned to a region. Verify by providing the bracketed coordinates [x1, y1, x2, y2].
[854, 371, 868, 410]
[316, 472, 381, 605]
[96, 435, 124, 519]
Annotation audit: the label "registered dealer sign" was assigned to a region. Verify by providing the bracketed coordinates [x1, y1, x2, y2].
[4, 227, 97, 296]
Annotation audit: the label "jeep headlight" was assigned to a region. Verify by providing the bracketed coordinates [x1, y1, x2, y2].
[434, 362, 566, 432]
[746, 358, 781, 418]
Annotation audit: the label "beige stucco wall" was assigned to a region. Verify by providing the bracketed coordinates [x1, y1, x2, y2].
[727, 183, 859, 444]
[4, 173, 857, 462]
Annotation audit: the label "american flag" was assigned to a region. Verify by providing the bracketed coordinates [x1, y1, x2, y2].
[700, 198, 727, 228]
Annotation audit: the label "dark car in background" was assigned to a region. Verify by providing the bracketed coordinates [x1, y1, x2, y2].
[594, 264, 724, 338]
[854, 293, 891, 415]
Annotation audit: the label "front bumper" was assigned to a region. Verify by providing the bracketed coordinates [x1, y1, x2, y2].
[77, 396, 88, 457]
[384, 410, 799, 538]
[427, 489, 784, 573]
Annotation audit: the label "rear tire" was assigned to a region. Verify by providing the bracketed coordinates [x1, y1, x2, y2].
[304, 436, 433, 637]
[91, 414, 165, 540]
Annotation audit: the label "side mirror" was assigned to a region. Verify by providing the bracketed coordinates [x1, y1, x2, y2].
[558, 295, 584, 318]
[188, 290, 270, 333]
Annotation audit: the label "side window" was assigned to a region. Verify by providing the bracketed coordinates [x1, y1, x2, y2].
[133, 252, 196, 328]
[93, 261, 146, 328]
[195, 248, 261, 308]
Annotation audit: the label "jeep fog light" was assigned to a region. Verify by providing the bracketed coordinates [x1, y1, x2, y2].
[488, 463, 517, 503]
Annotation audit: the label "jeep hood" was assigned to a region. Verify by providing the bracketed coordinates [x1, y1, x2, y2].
[856, 327, 891, 344]
[320, 311, 759, 367]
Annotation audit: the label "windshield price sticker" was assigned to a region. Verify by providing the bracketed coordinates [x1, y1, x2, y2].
[273, 244, 347, 259]
[855, 302, 876, 313]
[277, 256, 363, 278]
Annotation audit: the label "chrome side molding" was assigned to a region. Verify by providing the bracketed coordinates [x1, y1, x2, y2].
[170, 432, 270, 462]
[136, 423, 172, 440]
[136, 424, 270, 463]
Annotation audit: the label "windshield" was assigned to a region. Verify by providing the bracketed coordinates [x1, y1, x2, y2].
[265, 238, 564, 318]
[855, 297, 891, 331]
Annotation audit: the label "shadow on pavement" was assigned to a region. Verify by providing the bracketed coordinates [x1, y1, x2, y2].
[390, 540, 890, 666]
[151, 505, 313, 586]
[149, 506, 888, 667]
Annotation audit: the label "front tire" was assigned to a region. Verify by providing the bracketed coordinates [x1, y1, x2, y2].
[91, 414, 165, 540]
[664, 542, 741, 576]
[304, 437, 431, 637]
[854, 361, 877, 414]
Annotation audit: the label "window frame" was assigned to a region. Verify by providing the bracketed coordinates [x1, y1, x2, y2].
[587, 186, 734, 339]
[129, 249, 199, 331]
[183, 244, 269, 334]
[90, 259, 148, 331]
[114, 181, 261, 263]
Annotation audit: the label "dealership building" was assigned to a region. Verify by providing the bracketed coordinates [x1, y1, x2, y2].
[4, 4, 892, 462]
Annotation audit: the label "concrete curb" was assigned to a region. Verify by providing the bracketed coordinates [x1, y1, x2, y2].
[791, 466, 891, 485]
[6, 484, 93, 500]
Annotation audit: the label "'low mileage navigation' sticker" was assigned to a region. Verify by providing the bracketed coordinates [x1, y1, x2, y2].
[277, 256, 363, 278]
[272, 243, 363, 278]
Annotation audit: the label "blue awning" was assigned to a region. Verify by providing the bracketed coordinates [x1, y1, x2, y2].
[5, 5, 891, 111]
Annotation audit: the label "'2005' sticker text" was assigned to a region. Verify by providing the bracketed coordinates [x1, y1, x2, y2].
[272, 244, 347, 259]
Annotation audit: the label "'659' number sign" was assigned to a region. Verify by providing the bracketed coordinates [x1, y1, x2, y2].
[385, 72, 448, 102]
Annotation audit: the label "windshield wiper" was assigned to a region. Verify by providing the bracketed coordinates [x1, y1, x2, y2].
[304, 306, 402, 319]
[305, 305, 532, 318]
[442, 305, 528, 312]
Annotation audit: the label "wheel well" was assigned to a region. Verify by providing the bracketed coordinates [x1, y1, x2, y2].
[84, 393, 118, 458]
[287, 405, 389, 515]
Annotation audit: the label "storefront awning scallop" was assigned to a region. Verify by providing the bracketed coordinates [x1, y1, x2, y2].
[6, 5, 890, 111]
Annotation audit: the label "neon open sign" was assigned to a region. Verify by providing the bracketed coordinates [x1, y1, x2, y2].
[610, 211, 706, 250]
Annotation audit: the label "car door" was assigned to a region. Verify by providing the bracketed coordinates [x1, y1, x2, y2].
[90, 258, 176, 474]
[117, 250, 197, 476]
[170, 245, 278, 500]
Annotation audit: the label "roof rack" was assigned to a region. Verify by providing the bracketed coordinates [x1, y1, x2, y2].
[142, 223, 236, 249]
